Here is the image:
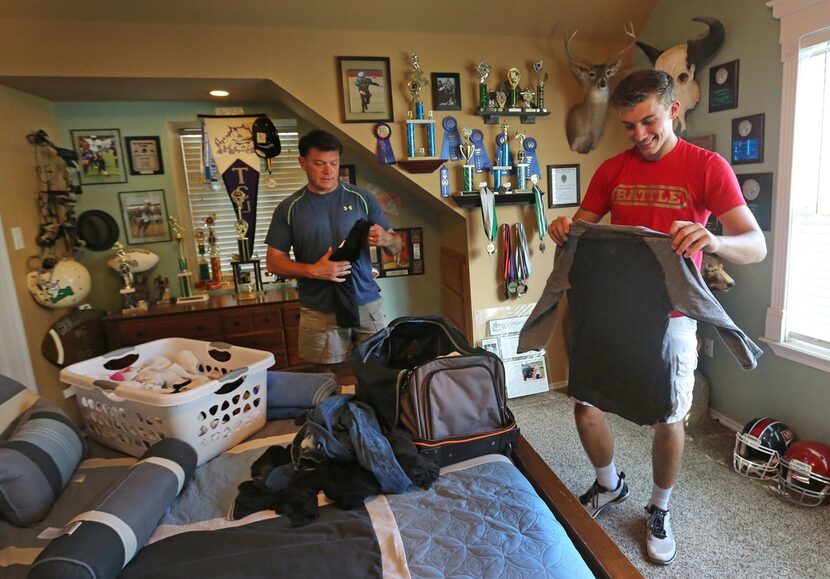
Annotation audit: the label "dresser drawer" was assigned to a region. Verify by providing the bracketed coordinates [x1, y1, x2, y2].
[282, 303, 301, 328]
[228, 331, 286, 352]
[118, 314, 221, 345]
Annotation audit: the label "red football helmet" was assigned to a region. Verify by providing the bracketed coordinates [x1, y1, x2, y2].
[777, 441, 830, 507]
[733, 417, 795, 480]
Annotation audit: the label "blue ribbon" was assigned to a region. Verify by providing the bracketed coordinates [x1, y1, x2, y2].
[439, 165, 450, 198]
[471, 129, 491, 171]
[374, 123, 396, 165]
[440, 116, 461, 161]
[524, 137, 541, 180]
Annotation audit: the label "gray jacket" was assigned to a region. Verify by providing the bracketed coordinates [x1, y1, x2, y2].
[518, 222, 763, 424]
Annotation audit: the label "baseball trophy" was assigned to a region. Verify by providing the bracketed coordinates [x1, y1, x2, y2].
[405, 52, 436, 159]
[169, 217, 208, 303]
[507, 67, 521, 108]
[477, 60, 491, 110]
[459, 126, 476, 193]
[534, 60, 549, 110]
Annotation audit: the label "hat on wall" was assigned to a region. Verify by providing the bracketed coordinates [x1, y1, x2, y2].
[252, 116, 281, 159]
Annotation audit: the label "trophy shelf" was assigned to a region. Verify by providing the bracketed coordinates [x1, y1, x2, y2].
[451, 192, 536, 208]
[476, 109, 551, 125]
[397, 158, 444, 174]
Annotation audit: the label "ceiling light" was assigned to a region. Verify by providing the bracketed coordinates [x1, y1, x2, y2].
[210, 90, 229, 97]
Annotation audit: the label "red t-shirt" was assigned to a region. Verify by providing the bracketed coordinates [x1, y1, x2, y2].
[581, 139, 745, 269]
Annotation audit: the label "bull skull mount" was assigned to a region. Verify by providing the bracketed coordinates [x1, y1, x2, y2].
[565, 22, 637, 154]
[636, 16, 725, 133]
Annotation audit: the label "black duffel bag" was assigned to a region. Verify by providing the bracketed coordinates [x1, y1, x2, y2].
[352, 316, 519, 467]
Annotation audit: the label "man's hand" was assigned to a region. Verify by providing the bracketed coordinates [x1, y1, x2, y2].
[669, 221, 721, 258]
[308, 247, 351, 282]
[369, 224, 403, 256]
[548, 216, 573, 246]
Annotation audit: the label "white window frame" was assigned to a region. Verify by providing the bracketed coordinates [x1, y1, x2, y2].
[764, 0, 830, 373]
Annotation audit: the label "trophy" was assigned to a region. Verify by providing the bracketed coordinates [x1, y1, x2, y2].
[169, 217, 208, 303]
[493, 122, 512, 192]
[459, 126, 476, 193]
[112, 241, 141, 312]
[230, 186, 251, 261]
[477, 60, 490, 110]
[515, 132, 530, 191]
[204, 213, 222, 290]
[507, 67, 521, 108]
[534, 60, 549, 110]
[405, 52, 436, 158]
[495, 91, 507, 111]
[154, 275, 171, 305]
[195, 229, 209, 288]
[521, 89, 535, 109]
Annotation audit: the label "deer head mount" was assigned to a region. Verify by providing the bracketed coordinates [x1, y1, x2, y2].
[636, 17, 725, 133]
[565, 22, 637, 154]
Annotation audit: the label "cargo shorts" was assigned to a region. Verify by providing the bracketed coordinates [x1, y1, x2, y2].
[574, 316, 699, 424]
[298, 299, 387, 364]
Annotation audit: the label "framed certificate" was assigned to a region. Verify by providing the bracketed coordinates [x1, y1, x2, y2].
[547, 164, 581, 208]
[125, 136, 164, 175]
[731, 113, 765, 165]
[709, 60, 739, 112]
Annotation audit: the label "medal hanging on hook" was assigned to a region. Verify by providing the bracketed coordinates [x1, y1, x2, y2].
[531, 175, 547, 253]
[479, 184, 497, 255]
[514, 222, 531, 297]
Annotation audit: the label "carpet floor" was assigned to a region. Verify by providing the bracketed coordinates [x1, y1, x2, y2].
[510, 389, 830, 578]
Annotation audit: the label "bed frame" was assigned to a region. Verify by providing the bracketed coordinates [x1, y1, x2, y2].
[513, 434, 643, 578]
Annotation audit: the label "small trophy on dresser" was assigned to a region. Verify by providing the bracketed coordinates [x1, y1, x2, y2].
[169, 217, 208, 303]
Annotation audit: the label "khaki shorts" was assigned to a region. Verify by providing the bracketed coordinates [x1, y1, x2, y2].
[298, 299, 387, 364]
[574, 316, 699, 424]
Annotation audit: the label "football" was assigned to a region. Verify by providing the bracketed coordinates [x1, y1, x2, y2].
[107, 248, 159, 273]
[41, 308, 107, 367]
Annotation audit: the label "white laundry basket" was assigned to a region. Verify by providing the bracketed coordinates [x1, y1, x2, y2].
[60, 337, 274, 465]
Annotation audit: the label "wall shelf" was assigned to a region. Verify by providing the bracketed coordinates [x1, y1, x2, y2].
[451, 192, 535, 208]
[397, 158, 444, 174]
[476, 108, 550, 125]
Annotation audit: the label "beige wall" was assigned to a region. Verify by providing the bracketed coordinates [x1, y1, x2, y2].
[0, 85, 67, 405]
[0, 16, 634, 392]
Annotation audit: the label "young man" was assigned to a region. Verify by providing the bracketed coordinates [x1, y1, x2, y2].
[548, 70, 765, 565]
[265, 130, 401, 374]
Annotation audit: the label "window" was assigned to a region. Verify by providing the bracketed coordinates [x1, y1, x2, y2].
[765, 0, 830, 372]
[179, 121, 305, 277]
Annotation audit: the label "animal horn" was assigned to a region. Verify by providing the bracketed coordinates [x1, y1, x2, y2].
[635, 41, 663, 65]
[686, 16, 725, 65]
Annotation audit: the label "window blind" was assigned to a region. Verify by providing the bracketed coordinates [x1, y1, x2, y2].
[179, 122, 305, 277]
[788, 45, 830, 344]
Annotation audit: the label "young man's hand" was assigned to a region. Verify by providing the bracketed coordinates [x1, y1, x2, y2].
[669, 221, 721, 257]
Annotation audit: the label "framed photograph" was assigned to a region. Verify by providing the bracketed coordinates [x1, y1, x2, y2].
[337, 56, 394, 122]
[118, 189, 171, 244]
[547, 164, 581, 208]
[377, 227, 424, 278]
[431, 72, 462, 111]
[71, 128, 127, 185]
[339, 164, 356, 185]
[687, 134, 716, 152]
[736, 172, 773, 231]
[731, 113, 765, 165]
[125, 136, 164, 175]
[709, 60, 739, 113]
[480, 337, 501, 357]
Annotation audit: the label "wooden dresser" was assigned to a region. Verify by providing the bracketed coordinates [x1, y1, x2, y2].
[103, 289, 313, 371]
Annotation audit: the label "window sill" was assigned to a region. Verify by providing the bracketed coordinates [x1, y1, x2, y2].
[759, 336, 830, 374]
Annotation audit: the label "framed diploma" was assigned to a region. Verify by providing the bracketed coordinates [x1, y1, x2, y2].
[547, 164, 581, 208]
[709, 60, 739, 113]
[125, 136, 164, 175]
[731, 113, 765, 165]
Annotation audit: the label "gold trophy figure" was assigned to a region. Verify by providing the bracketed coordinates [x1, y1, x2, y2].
[507, 67, 521, 108]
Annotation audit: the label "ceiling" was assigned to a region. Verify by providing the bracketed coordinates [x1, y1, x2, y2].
[1, 0, 658, 102]
[3, 0, 657, 42]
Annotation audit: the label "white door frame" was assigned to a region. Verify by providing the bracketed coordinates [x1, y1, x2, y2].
[0, 210, 36, 390]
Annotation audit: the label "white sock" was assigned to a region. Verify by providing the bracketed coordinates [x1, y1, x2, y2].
[596, 461, 620, 492]
[649, 484, 673, 511]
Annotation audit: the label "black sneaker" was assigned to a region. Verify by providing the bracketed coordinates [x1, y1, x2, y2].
[645, 504, 676, 565]
[578, 471, 630, 518]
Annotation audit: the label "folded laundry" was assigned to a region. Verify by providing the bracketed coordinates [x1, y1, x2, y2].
[266, 371, 338, 420]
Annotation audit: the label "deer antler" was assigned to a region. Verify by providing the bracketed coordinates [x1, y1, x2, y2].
[564, 29, 594, 70]
[605, 22, 637, 65]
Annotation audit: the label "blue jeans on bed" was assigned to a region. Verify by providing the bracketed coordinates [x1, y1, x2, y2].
[298, 395, 412, 494]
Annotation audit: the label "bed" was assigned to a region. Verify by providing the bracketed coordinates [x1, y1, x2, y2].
[1, 367, 641, 579]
